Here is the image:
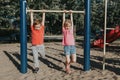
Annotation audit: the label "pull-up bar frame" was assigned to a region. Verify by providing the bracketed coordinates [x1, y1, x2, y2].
[28, 10, 85, 28]
[20, 0, 91, 74]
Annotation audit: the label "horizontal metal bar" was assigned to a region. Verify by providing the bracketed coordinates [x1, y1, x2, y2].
[106, 28, 115, 30]
[27, 9, 85, 14]
[44, 35, 84, 40]
[105, 43, 109, 44]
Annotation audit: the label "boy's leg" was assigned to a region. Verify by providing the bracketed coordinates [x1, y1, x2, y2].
[38, 44, 45, 58]
[32, 46, 39, 68]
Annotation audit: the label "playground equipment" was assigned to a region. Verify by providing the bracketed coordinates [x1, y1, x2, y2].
[20, 0, 91, 73]
[27, 10, 85, 28]
[92, 25, 120, 48]
[92, 0, 119, 70]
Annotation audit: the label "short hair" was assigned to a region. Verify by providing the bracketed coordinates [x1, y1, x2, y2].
[33, 19, 42, 25]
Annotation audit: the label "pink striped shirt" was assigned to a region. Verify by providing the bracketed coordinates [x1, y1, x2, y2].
[62, 27, 75, 46]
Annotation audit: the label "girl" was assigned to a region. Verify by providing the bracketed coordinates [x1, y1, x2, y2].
[62, 11, 76, 74]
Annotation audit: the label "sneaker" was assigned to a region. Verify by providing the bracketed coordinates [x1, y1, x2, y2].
[33, 67, 39, 73]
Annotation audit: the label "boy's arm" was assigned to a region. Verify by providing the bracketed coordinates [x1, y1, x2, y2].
[62, 11, 66, 29]
[42, 10, 45, 26]
[30, 12, 34, 27]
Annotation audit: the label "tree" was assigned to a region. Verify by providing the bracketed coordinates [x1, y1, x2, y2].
[0, 0, 119, 36]
[0, 0, 19, 29]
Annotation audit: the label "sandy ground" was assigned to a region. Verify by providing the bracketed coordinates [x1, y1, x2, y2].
[0, 41, 120, 80]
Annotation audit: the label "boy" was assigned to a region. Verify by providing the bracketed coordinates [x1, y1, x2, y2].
[31, 12, 46, 73]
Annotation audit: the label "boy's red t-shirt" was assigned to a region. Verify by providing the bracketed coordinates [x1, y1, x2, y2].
[31, 25, 44, 45]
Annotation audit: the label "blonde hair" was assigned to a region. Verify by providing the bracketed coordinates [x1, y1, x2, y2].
[64, 19, 72, 27]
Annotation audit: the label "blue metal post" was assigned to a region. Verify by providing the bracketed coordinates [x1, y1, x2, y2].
[20, 0, 27, 73]
[84, 0, 91, 71]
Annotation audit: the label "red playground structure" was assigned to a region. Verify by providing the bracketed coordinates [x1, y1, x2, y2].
[91, 25, 120, 48]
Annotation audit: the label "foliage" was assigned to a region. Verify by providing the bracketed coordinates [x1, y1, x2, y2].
[0, 0, 19, 29]
[91, 0, 120, 34]
[0, 0, 120, 36]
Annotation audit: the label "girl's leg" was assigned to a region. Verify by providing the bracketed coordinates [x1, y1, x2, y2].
[71, 54, 76, 63]
[65, 55, 71, 74]
[70, 46, 76, 63]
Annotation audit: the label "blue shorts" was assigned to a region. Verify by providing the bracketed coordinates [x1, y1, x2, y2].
[64, 45, 76, 55]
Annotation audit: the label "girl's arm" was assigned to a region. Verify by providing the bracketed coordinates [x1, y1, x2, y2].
[70, 10, 73, 30]
[42, 10, 45, 26]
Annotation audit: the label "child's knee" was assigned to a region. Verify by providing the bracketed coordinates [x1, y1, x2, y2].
[66, 60, 70, 64]
[71, 54, 76, 63]
[71, 59, 76, 63]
